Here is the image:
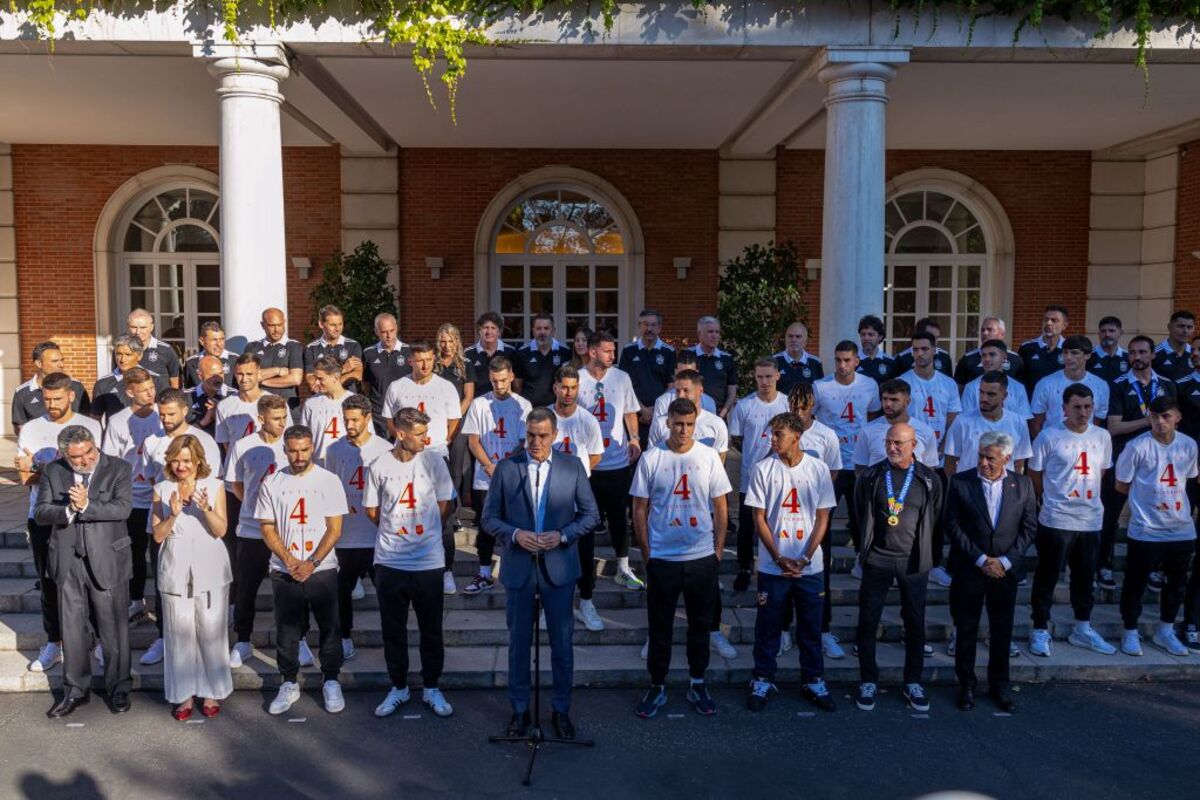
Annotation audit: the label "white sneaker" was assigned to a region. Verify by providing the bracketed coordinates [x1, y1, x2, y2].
[93, 643, 105, 669]
[640, 638, 649, 660]
[423, 687, 454, 717]
[229, 641, 252, 668]
[351, 578, 366, 601]
[269, 681, 301, 715]
[575, 600, 605, 632]
[850, 561, 863, 581]
[710, 631, 738, 659]
[822, 632, 845, 659]
[1029, 629, 1052, 657]
[929, 566, 953, 588]
[27, 641, 61, 673]
[374, 686, 411, 717]
[298, 639, 315, 667]
[1121, 630, 1143, 656]
[140, 638, 164, 666]
[342, 637, 357, 661]
[946, 629, 958, 656]
[442, 571, 457, 595]
[777, 631, 794, 657]
[1067, 627, 1116, 655]
[323, 680, 346, 713]
[1152, 628, 1189, 656]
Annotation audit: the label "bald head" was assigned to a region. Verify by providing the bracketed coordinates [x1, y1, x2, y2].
[261, 307, 287, 343]
[198, 355, 224, 381]
[885, 422, 918, 468]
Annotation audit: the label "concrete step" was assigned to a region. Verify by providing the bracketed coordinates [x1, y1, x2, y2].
[2, 633, 1194, 694]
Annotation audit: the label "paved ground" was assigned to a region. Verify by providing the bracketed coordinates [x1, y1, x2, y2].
[0, 682, 1196, 799]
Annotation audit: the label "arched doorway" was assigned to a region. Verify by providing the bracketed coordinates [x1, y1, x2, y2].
[476, 168, 644, 344]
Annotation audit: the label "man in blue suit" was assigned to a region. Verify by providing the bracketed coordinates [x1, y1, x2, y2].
[482, 406, 600, 740]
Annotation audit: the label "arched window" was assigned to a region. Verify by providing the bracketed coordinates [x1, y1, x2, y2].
[884, 189, 988, 360]
[117, 186, 221, 358]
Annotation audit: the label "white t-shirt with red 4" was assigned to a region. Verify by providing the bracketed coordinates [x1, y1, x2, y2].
[630, 441, 732, 561]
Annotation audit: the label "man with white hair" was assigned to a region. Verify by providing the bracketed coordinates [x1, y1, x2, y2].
[954, 317, 1025, 386]
[692, 316, 737, 419]
[943, 430, 1037, 713]
[362, 312, 412, 438]
[125, 308, 181, 389]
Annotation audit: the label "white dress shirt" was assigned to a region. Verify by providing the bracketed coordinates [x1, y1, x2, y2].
[527, 457, 552, 533]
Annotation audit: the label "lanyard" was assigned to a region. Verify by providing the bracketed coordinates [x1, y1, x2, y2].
[884, 463, 916, 527]
[1131, 376, 1158, 417]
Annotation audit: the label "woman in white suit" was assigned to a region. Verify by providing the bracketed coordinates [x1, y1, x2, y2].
[151, 434, 232, 720]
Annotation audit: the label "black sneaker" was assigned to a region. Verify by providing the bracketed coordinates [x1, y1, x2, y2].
[747, 678, 775, 712]
[855, 682, 877, 711]
[1186, 627, 1200, 653]
[686, 682, 717, 716]
[635, 684, 667, 718]
[904, 683, 931, 712]
[1148, 571, 1165, 593]
[732, 569, 752, 593]
[801, 680, 836, 712]
[1096, 569, 1117, 591]
[462, 574, 495, 595]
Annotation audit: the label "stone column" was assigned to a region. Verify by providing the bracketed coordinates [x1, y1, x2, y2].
[204, 46, 291, 348]
[817, 49, 907, 361]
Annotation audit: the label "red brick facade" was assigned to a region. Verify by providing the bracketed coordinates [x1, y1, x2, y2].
[11, 144, 340, 388]
[777, 149, 1093, 349]
[1175, 141, 1200, 312]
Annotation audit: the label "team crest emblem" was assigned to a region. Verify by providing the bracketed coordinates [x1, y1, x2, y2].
[878, 363, 887, 375]
[148, 351, 158, 362]
[1002, 362, 1011, 371]
[802, 367, 811, 378]
[339, 347, 349, 360]
[1057, 353, 1064, 365]
[276, 346, 286, 358]
[655, 353, 664, 366]
[715, 361, 724, 371]
[552, 355, 561, 366]
[530, 356, 538, 363]
[1120, 362, 1129, 373]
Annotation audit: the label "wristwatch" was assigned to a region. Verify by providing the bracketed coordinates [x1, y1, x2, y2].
[308, 555, 323, 568]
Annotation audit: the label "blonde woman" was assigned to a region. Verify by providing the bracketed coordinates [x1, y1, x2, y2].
[435, 323, 476, 573]
[151, 434, 231, 720]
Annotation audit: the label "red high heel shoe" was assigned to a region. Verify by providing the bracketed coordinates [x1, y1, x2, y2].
[200, 702, 220, 718]
[172, 703, 194, 721]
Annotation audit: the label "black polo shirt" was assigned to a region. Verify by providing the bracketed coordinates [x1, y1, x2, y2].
[513, 341, 573, 408]
[186, 385, 232, 437]
[1152, 342, 1193, 382]
[243, 337, 305, 406]
[693, 346, 738, 407]
[1175, 373, 1200, 440]
[304, 336, 365, 392]
[183, 351, 237, 390]
[1017, 337, 1064, 396]
[773, 351, 824, 395]
[434, 358, 476, 402]
[1087, 347, 1129, 385]
[362, 342, 413, 419]
[464, 341, 514, 399]
[618, 339, 676, 409]
[91, 369, 170, 423]
[133, 338, 181, 384]
[857, 352, 897, 384]
[894, 347, 953, 379]
[952, 347, 1025, 386]
[1107, 372, 1177, 456]
[11, 377, 90, 430]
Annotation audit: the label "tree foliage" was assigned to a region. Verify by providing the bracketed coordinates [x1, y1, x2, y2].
[716, 241, 808, 381]
[310, 240, 398, 346]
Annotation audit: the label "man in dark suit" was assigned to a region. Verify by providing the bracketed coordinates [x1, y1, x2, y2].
[945, 430, 1037, 713]
[34, 424, 134, 718]
[482, 407, 600, 740]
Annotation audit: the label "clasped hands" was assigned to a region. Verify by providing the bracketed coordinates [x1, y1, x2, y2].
[515, 530, 563, 552]
[979, 556, 1007, 579]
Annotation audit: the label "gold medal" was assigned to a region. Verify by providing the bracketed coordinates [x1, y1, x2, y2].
[887, 514, 900, 527]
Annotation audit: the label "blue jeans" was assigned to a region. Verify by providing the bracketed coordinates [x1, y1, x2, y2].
[752, 571, 824, 683]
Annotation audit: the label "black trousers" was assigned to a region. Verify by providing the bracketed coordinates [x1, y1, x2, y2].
[646, 556, 718, 684]
[233, 537, 271, 642]
[834, 471, 860, 552]
[1186, 536, 1200, 628]
[857, 557, 928, 685]
[271, 569, 342, 683]
[591, 466, 633, 558]
[736, 493, 755, 571]
[59, 554, 131, 699]
[27, 519, 60, 642]
[335, 547, 375, 635]
[472, 489, 494, 568]
[1120, 538, 1192, 629]
[931, 469, 948, 568]
[1031, 526, 1100, 628]
[448, 434, 472, 522]
[126, 507, 151, 603]
[951, 567, 1018, 695]
[577, 530, 597, 600]
[224, 491, 241, 598]
[1098, 468, 1125, 573]
[375, 565, 445, 689]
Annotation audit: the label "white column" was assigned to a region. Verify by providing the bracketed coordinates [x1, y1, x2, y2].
[205, 47, 291, 347]
[817, 49, 907, 362]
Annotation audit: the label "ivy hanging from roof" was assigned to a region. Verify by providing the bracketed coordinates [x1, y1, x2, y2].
[7, 0, 1197, 117]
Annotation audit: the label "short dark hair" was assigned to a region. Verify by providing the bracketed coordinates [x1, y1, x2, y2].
[41, 372, 73, 392]
[157, 388, 190, 410]
[1098, 315, 1123, 329]
[881, 378, 911, 398]
[554, 365, 580, 383]
[526, 406, 558, 430]
[769, 412, 804, 436]
[980, 338, 1007, 353]
[911, 331, 937, 348]
[476, 311, 504, 330]
[915, 317, 941, 334]
[587, 331, 616, 350]
[531, 312, 554, 327]
[979, 370, 1008, 389]
[122, 367, 153, 388]
[753, 357, 778, 372]
[1149, 396, 1179, 415]
[235, 352, 261, 368]
[489, 355, 513, 374]
[676, 350, 698, 368]
[341, 393, 372, 416]
[1170, 310, 1196, 324]
[313, 356, 342, 375]
[409, 340, 434, 355]
[858, 315, 885, 337]
[31, 342, 61, 363]
[674, 368, 703, 386]
[257, 393, 289, 415]
[393, 407, 430, 431]
[834, 339, 859, 355]
[1128, 334, 1156, 352]
[284, 424, 314, 443]
[1063, 383, 1094, 404]
[667, 398, 697, 418]
[1045, 304, 1069, 318]
[199, 320, 223, 337]
[1063, 334, 1093, 354]
[318, 304, 344, 322]
[638, 308, 663, 322]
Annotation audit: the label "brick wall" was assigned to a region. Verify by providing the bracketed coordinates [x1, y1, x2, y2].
[1174, 142, 1200, 312]
[397, 149, 719, 344]
[11, 145, 339, 388]
[777, 149, 1093, 349]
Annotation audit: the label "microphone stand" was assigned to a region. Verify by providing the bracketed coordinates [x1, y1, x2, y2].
[489, 462, 593, 786]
